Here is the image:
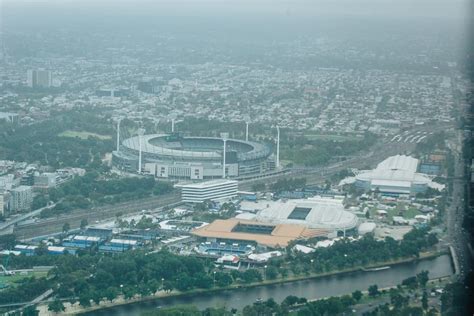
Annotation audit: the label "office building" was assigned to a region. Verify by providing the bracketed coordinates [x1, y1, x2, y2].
[27, 69, 52, 88]
[10, 186, 33, 212]
[178, 179, 238, 203]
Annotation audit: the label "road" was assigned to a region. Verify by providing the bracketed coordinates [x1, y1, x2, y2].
[446, 128, 472, 280]
[0, 204, 56, 232]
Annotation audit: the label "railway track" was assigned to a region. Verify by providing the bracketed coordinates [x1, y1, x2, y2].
[14, 193, 181, 239]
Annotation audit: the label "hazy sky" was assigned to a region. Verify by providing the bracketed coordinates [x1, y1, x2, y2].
[2, 0, 469, 20]
[1, 0, 469, 52]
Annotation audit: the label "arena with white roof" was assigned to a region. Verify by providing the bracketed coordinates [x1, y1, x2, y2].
[339, 155, 444, 195]
[193, 197, 359, 248]
[238, 197, 358, 232]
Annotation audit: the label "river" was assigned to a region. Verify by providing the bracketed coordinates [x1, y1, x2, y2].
[84, 254, 453, 315]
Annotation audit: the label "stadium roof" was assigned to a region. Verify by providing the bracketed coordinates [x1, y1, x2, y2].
[242, 198, 359, 231]
[192, 218, 329, 248]
[353, 155, 445, 191]
[121, 134, 270, 160]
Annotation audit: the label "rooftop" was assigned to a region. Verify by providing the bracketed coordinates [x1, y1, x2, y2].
[241, 197, 359, 231]
[192, 218, 329, 248]
[178, 179, 238, 189]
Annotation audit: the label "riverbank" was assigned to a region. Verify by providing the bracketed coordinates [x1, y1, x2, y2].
[38, 250, 449, 315]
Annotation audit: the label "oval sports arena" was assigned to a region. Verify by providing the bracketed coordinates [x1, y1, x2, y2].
[112, 133, 275, 180]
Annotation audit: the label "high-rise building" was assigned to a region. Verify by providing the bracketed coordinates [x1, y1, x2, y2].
[10, 186, 33, 212]
[0, 193, 4, 216]
[27, 69, 52, 88]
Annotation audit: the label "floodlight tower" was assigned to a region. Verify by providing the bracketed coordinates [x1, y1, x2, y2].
[245, 122, 249, 141]
[276, 126, 280, 169]
[137, 128, 145, 173]
[115, 118, 122, 153]
[221, 132, 229, 178]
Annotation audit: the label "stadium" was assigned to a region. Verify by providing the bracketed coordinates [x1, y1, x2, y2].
[112, 133, 274, 179]
[339, 155, 445, 195]
[192, 197, 359, 248]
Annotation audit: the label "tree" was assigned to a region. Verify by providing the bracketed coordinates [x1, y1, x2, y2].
[266, 266, 278, 280]
[48, 299, 65, 313]
[80, 219, 88, 230]
[389, 288, 408, 309]
[417, 270, 429, 288]
[402, 276, 418, 289]
[62, 222, 70, 233]
[352, 290, 363, 302]
[0, 234, 16, 249]
[104, 287, 119, 302]
[32, 195, 48, 210]
[22, 305, 39, 316]
[282, 295, 299, 306]
[121, 286, 134, 300]
[368, 284, 379, 297]
[216, 273, 233, 287]
[422, 291, 429, 310]
[91, 291, 102, 305]
[279, 267, 289, 278]
[79, 293, 91, 307]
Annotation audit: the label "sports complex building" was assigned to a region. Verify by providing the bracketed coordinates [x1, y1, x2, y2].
[192, 197, 359, 248]
[112, 133, 274, 180]
[340, 155, 445, 195]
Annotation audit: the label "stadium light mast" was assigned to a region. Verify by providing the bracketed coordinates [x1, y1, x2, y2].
[138, 128, 145, 173]
[221, 132, 229, 178]
[276, 126, 280, 169]
[116, 118, 122, 153]
[245, 122, 249, 141]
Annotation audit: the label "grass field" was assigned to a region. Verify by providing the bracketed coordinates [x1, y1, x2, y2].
[0, 271, 49, 289]
[59, 130, 111, 140]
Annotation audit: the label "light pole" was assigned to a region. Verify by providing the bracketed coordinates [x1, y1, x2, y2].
[245, 122, 249, 141]
[161, 278, 164, 291]
[213, 271, 217, 286]
[264, 265, 267, 281]
[276, 126, 280, 169]
[220, 133, 229, 179]
[137, 128, 145, 174]
[116, 118, 122, 153]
